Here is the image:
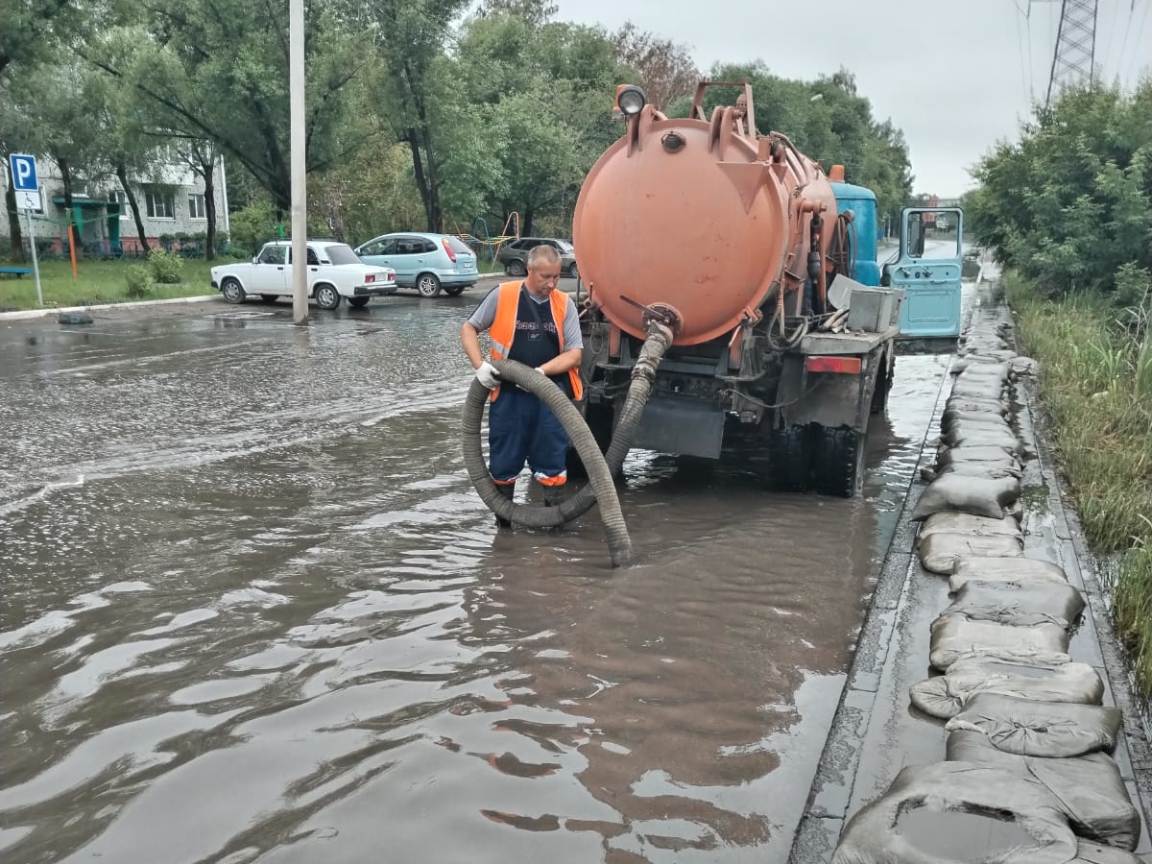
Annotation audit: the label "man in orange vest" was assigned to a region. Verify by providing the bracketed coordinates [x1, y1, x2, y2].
[461, 244, 584, 526]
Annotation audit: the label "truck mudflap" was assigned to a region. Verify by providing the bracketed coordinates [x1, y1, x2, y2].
[633, 396, 725, 460]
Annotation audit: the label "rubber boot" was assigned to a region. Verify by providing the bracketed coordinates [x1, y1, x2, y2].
[494, 483, 515, 529]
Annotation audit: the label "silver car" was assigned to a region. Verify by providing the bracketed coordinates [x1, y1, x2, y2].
[355, 232, 479, 297]
[496, 237, 578, 279]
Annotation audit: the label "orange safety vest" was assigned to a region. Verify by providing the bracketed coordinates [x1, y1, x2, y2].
[488, 280, 583, 402]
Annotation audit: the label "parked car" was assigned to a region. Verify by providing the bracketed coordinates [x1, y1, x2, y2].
[211, 241, 397, 310]
[496, 237, 578, 279]
[354, 233, 478, 297]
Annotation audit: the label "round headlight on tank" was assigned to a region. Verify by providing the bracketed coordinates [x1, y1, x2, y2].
[617, 85, 647, 117]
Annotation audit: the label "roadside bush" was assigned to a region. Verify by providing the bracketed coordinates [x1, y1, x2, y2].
[147, 248, 184, 284]
[229, 200, 279, 255]
[125, 265, 154, 298]
[968, 82, 1152, 305]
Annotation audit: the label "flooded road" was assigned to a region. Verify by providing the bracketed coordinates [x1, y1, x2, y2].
[0, 298, 949, 863]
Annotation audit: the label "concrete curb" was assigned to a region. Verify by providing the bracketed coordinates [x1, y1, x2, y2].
[0, 294, 220, 321]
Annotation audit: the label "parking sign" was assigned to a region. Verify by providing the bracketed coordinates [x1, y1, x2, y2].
[8, 153, 38, 192]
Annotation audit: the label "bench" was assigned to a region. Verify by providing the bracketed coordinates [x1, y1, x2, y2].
[0, 266, 33, 279]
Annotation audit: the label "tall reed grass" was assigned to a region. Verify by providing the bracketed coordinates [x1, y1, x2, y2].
[1006, 273, 1152, 688]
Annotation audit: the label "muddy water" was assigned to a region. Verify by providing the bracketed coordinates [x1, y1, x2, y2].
[0, 300, 949, 863]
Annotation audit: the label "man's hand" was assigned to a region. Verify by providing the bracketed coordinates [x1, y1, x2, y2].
[475, 361, 501, 389]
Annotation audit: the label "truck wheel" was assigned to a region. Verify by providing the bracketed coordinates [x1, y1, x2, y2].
[813, 426, 864, 497]
[768, 425, 811, 491]
[870, 349, 894, 415]
[443, 285, 466, 297]
[349, 296, 370, 308]
[314, 284, 342, 310]
[260, 294, 278, 304]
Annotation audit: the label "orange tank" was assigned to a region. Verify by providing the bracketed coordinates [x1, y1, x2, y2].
[573, 87, 837, 346]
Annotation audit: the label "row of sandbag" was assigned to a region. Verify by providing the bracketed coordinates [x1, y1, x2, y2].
[833, 313, 1142, 862]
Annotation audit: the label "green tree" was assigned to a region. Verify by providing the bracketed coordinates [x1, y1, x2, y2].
[968, 82, 1152, 301]
[360, 0, 472, 232]
[87, 2, 366, 215]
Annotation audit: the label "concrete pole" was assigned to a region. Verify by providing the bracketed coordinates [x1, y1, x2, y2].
[289, 0, 308, 324]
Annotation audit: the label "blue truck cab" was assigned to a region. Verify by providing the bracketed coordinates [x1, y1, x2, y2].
[830, 181, 881, 287]
[884, 207, 964, 339]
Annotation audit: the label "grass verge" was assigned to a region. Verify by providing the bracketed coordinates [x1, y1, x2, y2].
[1005, 271, 1152, 689]
[0, 259, 216, 312]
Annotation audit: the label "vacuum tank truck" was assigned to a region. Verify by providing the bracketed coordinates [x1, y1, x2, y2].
[572, 81, 898, 496]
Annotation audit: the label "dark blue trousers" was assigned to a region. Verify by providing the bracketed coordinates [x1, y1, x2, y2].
[489, 386, 569, 485]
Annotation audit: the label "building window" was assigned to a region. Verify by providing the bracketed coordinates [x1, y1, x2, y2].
[188, 193, 207, 220]
[107, 190, 131, 219]
[144, 188, 175, 220]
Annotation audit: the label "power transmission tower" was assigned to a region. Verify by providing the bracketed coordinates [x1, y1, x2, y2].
[1045, 0, 1099, 106]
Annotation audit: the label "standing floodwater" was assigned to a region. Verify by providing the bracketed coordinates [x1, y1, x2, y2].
[0, 299, 948, 863]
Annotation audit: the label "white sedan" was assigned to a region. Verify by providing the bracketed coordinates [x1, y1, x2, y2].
[212, 241, 398, 310]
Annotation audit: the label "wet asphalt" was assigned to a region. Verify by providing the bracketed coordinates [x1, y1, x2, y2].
[0, 288, 950, 863]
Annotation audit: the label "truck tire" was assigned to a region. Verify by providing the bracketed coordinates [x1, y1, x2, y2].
[870, 348, 894, 415]
[813, 426, 864, 497]
[769, 424, 811, 491]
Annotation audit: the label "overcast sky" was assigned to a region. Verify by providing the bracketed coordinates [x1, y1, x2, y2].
[553, 0, 1152, 196]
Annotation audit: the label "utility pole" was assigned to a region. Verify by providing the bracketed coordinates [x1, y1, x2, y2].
[290, 0, 308, 324]
[1045, 0, 1099, 107]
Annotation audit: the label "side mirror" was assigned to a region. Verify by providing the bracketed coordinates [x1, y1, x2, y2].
[252, 256, 259, 264]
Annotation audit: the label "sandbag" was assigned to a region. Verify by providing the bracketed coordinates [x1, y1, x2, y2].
[1074, 840, 1141, 863]
[920, 512, 1021, 540]
[912, 474, 1021, 521]
[954, 361, 1012, 382]
[918, 532, 1024, 574]
[950, 556, 1068, 591]
[951, 378, 1008, 401]
[1011, 356, 1037, 376]
[945, 579, 1085, 629]
[945, 397, 1009, 416]
[941, 408, 1015, 432]
[945, 693, 1122, 757]
[832, 761, 1078, 864]
[943, 422, 1021, 452]
[938, 445, 1022, 467]
[947, 730, 1138, 850]
[911, 652, 1102, 719]
[935, 461, 1025, 480]
[930, 612, 1069, 670]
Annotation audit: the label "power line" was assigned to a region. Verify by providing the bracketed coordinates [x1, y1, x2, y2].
[1122, 0, 1150, 82]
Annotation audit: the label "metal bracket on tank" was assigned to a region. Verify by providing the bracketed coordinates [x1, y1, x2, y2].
[619, 294, 682, 335]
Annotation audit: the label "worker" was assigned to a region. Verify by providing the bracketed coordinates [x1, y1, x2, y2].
[461, 244, 584, 527]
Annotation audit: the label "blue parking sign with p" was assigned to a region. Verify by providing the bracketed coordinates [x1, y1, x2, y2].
[9, 154, 38, 192]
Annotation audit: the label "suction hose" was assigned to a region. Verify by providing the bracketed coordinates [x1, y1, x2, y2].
[461, 320, 675, 568]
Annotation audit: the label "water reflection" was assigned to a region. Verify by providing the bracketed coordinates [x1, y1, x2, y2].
[0, 302, 947, 863]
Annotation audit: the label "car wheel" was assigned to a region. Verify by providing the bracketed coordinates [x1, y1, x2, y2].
[443, 285, 466, 297]
[221, 278, 246, 304]
[568, 263, 579, 280]
[260, 294, 278, 304]
[416, 273, 441, 297]
[507, 259, 527, 277]
[315, 284, 342, 310]
[349, 296, 370, 308]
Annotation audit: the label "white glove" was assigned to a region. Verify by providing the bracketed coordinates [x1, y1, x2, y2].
[475, 361, 500, 389]
[534, 366, 547, 376]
